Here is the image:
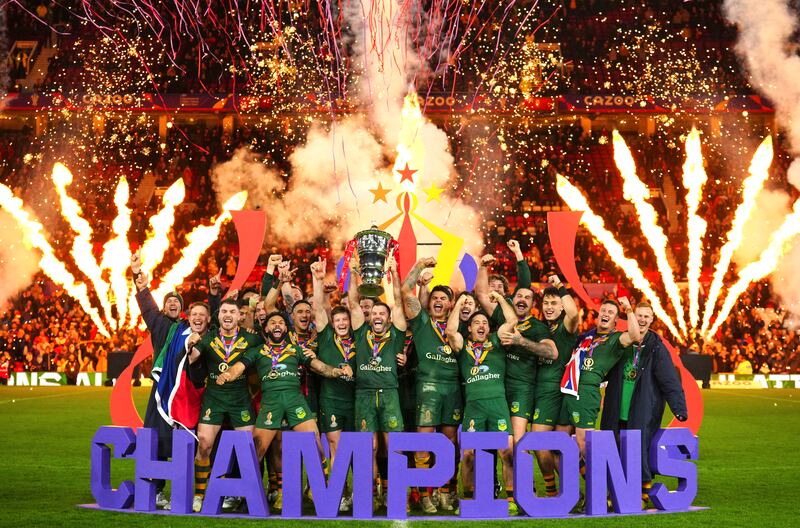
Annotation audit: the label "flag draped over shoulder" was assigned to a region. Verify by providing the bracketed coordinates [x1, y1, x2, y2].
[153, 321, 204, 430]
[560, 328, 598, 399]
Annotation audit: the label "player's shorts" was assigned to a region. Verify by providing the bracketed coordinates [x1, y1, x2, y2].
[505, 381, 535, 420]
[256, 391, 313, 430]
[319, 399, 355, 433]
[199, 389, 255, 428]
[533, 383, 564, 426]
[306, 374, 320, 420]
[416, 381, 463, 427]
[559, 385, 602, 429]
[462, 397, 512, 434]
[355, 388, 404, 433]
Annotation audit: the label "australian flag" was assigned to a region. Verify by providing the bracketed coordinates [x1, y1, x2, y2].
[153, 322, 204, 430]
[560, 329, 598, 399]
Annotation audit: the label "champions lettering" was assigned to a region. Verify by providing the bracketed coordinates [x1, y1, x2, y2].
[90, 428, 699, 518]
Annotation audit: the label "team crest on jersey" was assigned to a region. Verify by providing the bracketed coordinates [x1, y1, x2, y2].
[497, 419, 507, 432]
[241, 410, 251, 423]
[572, 411, 580, 424]
[265, 412, 273, 426]
[388, 416, 398, 429]
[453, 409, 462, 421]
[533, 408, 540, 420]
[467, 419, 476, 432]
[330, 414, 338, 428]
[511, 401, 520, 413]
[296, 407, 307, 420]
[203, 408, 211, 421]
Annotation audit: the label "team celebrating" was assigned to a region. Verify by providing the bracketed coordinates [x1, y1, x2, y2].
[129, 237, 687, 515]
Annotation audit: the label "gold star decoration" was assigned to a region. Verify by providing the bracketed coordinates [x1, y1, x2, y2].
[369, 182, 391, 203]
[423, 183, 444, 203]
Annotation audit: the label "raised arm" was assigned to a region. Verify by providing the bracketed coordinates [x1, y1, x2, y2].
[417, 270, 433, 311]
[347, 256, 365, 330]
[310, 257, 330, 331]
[389, 256, 407, 332]
[261, 254, 282, 297]
[131, 251, 166, 331]
[508, 239, 531, 290]
[475, 254, 495, 313]
[492, 291, 518, 335]
[446, 294, 465, 352]
[401, 257, 436, 320]
[548, 274, 579, 334]
[619, 297, 640, 347]
[278, 261, 299, 312]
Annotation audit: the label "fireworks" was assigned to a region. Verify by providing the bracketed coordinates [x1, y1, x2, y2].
[1, 165, 245, 332]
[559, 130, 781, 342]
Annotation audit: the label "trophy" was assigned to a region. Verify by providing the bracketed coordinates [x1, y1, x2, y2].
[354, 225, 395, 297]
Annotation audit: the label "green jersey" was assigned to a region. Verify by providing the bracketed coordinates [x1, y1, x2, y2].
[354, 324, 405, 390]
[317, 325, 356, 403]
[619, 342, 644, 421]
[490, 305, 550, 384]
[576, 330, 626, 387]
[409, 309, 459, 385]
[242, 340, 310, 392]
[537, 317, 578, 385]
[195, 329, 264, 395]
[458, 333, 506, 401]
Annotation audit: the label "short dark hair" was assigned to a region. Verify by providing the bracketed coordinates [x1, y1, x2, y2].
[331, 305, 350, 319]
[359, 297, 377, 305]
[372, 301, 391, 314]
[542, 286, 560, 299]
[264, 311, 289, 327]
[220, 298, 238, 309]
[292, 299, 312, 312]
[430, 285, 453, 301]
[467, 310, 489, 326]
[456, 291, 477, 303]
[601, 299, 620, 313]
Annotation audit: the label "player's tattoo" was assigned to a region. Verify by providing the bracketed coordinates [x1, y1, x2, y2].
[404, 294, 422, 317]
[310, 358, 340, 379]
[518, 337, 558, 360]
[402, 262, 426, 291]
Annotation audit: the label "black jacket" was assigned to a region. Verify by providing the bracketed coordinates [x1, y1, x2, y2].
[600, 330, 688, 481]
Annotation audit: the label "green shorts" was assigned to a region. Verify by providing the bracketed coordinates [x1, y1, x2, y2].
[355, 388, 404, 433]
[256, 391, 313, 430]
[416, 381, 463, 427]
[199, 389, 255, 428]
[306, 373, 320, 420]
[533, 384, 563, 426]
[505, 381, 535, 420]
[559, 385, 602, 429]
[319, 399, 355, 433]
[462, 397, 511, 434]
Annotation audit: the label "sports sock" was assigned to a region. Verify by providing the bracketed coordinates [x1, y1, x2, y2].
[414, 453, 431, 497]
[505, 486, 514, 502]
[543, 472, 558, 497]
[194, 457, 211, 497]
[642, 481, 652, 503]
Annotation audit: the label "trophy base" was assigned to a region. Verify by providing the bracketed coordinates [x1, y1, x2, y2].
[358, 284, 385, 298]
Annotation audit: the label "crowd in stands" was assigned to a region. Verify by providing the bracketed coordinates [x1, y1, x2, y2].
[1, 1, 797, 378]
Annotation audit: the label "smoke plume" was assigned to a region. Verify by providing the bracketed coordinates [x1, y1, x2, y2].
[0, 211, 39, 307]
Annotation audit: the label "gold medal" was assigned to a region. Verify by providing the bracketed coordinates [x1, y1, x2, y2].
[369, 358, 380, 367]
[442, 345, 452, 355]
[470, 366, 479, 376]
[267, 369, 279, 380]
[218, 363, 229, 373]
[583, 357, 594, 369]
[627, 369, 638, 381]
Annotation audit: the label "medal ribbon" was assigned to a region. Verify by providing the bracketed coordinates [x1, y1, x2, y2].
[267, 341, 290, 369]
[335, 334, 355, 361]
[466, 341, 489, 366]
[367, 330, 388, 360]
[220, 330, 238, 362]
[431, 319, 448, 344]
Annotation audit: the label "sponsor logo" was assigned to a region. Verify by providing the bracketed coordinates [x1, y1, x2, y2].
[467, 372, 501, 383]
[425, 352, 457, 364]
[467, 419, 476, 432]
[330, 414, 338, 429]
[497, 419, 508, 432]
[265, 411, 273, 426]
[359, 363, 392, 372]
[360, 419, 368, 432]
[203, 408, 212, 421]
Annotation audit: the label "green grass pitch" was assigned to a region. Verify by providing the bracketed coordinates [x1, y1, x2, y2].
[0, 386, 797, 527]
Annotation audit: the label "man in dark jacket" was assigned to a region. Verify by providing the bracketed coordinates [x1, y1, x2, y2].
[601, 301, 688, 508]
[131, 251, 221, 509]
